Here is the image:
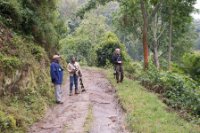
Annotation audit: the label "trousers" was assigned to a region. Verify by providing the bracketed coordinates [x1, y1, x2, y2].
[54, 84, 62, 102]
[70, 74, 78, 91]
[115, 64, 124, 82]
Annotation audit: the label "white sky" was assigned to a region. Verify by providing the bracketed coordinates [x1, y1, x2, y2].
[192, 0, 200, 20]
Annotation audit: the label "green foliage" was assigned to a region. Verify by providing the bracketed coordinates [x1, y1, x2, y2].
[106, 68, 200, 133]
[30, 45, 46, 62]
[0, 0, 67, 54]
[0, 0, 23, 28]
[195, 37, 200, 50]
[77, 0, 112, 18]
[0, 34, 47, 73]
[75, 13, 109, 45]
[111, 0, 197, 68]
[60, 12, 109, 66]
[60, 36, 96, 66]
[171, 25, 198, 62]
[96, 32, 126, 66]
[0, 111, 16, 132]
[0, 55, 22, 72]
[0, 1, 65, 132]
[0, 64, 54, 132]
[179, 52, 200, 81]
[0, 86, 54, 132]
[160, 73, 200, 114]
[124, 61, 142, 76]
[0, 27, 54, 132]
[139, 66, 200, 117]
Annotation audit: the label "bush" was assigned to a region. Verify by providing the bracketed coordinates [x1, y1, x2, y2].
[0, 0, 67, 54]
[160, 73, 200, 114]
[0, 111, 16, 132]
[30, 45, 45, 62]
[0, 0, 23, 28]
[178, 52, 200, 81]
[96, 32, 127, 66]
[124, 61, 142, 77]
[60, 36, 96, 66]
[0, 56, 22, 71]
[139, 66, 200, 117]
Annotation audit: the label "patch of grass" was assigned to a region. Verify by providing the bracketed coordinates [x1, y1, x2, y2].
[105, 70, 200, 133]
[83, 104, 93, 133]
[0, 55, 22, 72]
[0, 87, 55, 132]
[0, 110, 16, 132]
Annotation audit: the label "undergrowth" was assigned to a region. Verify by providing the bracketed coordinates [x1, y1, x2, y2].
[0, 89, 54, 133]
[139, 66, 200, 122]
[106, 69, 200, 133]
[0, 29, 55, 132]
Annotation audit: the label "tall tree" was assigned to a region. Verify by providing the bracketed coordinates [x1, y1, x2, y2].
[150, 12, 166, 69]
[161, 0, 196, 70]
[140, 0, 149, 69]
[116, 0, 163, 69]
[76, 0, 197, 69]
[168, 4, 173, 70]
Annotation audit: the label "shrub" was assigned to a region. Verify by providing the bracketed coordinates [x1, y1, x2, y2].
[0, 56, 22, 71]
[124, 61, 142, 77]
[0, 0, 67, 54]
[0, 111, 16, 132]
[60, 36, 96, 66]
[30, 45, 45, 62]
[160, 72, 200, 114]
[0, 0, 23, 28]
[139, 66, 200, 117]
[96, 32, 127, 66]
[179, 52, 200, 81]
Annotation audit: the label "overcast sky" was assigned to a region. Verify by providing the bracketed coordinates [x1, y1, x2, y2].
[192, 0, 200, 20]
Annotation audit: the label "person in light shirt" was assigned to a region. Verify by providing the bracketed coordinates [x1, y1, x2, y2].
[67, 56, 82, 96]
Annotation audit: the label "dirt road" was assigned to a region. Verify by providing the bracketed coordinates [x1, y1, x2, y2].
[29, 68, 129, 133]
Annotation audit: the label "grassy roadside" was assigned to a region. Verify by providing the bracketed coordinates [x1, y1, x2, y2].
[83, 104, 94, 133]
[0, 69, 67, 133]
[105, 69, 200, 133]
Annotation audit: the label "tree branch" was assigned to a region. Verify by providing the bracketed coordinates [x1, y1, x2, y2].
[148, 0, 163, 23]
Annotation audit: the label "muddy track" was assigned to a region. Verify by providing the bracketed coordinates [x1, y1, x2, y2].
[29, 68, 129, 133]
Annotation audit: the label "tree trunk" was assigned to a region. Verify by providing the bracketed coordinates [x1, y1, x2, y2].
[140, 0, 149, 70]
[152, 13, 160, 69]
[168, 6, 172, 70]
[153, 44, 160, 69]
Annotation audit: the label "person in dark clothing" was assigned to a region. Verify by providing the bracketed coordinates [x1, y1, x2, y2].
[112, 48, 124, 83]
[50, 55, 64, 104]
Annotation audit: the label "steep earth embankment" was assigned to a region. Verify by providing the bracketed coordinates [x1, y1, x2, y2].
[0, 23, 55, 132]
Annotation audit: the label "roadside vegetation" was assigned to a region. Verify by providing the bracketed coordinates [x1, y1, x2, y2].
[1, 0, 200, 132]
[0, 0, 67, 132]
[106, 69, 200, 133]
[83, 104, 94, 133]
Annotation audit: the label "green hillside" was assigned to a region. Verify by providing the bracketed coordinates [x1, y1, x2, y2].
[0, 0, 200, 132]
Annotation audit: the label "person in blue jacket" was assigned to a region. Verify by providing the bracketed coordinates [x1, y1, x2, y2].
[50, 55, 64, 104]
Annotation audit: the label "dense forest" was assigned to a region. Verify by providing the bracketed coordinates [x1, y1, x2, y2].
[0, 0, 200, 132]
